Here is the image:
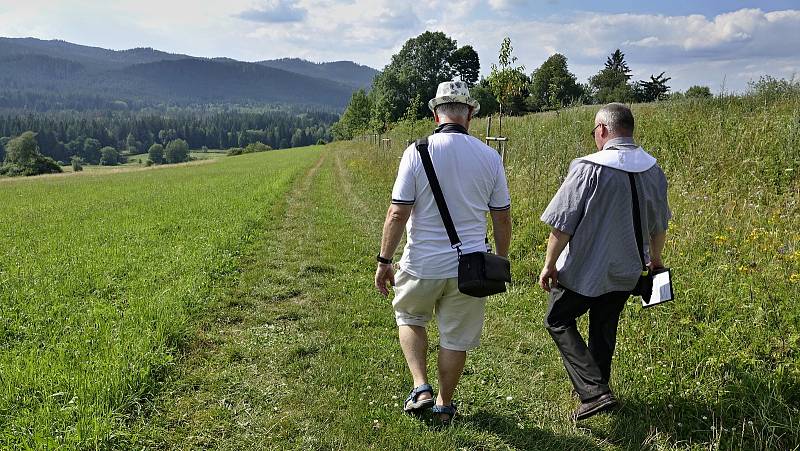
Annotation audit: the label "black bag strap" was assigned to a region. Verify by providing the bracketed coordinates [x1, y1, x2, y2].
[627, 172, 648, 273]
[415, 137, 462, 249]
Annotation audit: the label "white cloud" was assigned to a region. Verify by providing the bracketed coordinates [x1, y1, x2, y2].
[236, 0, 307, 23]
[488, 0, 524, 10]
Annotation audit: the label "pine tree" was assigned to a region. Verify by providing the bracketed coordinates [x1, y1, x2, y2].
[605, 49, 632, 80]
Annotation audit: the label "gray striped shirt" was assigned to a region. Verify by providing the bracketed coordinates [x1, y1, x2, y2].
[541, 142, 671, 297]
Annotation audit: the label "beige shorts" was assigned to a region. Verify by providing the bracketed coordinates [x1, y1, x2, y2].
[392, 268, 486, 351]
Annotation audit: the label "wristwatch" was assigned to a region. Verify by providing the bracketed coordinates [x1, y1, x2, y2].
[376, 255, 392, 264]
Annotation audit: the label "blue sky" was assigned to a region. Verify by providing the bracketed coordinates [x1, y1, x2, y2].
[1, 0, 798, 92]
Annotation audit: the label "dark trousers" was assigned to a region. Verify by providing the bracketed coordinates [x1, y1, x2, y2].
[544, 285, 630, 401]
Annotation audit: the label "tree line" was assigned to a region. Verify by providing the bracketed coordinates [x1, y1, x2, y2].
[0, 108, 337, 169]
[332, 33, 715, 140]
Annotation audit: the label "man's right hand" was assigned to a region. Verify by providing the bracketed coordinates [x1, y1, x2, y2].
[374, 264, 395, 297]
[538, 266, 558, 292]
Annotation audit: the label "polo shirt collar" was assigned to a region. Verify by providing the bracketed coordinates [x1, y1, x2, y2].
[603, 137, 638, 150]
[434, 123, 469, 135]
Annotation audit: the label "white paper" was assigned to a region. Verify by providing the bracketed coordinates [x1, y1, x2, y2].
[643, 270, 673, 307]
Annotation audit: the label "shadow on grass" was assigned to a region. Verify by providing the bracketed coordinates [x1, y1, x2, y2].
[589, 367, 800, 450]
[463, 408, 603, 451]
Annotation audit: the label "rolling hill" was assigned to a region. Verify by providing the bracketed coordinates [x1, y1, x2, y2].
[0, 37, 376, 110]
[256, 58, 377, 89]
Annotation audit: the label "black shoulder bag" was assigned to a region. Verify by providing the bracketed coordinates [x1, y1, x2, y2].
[628, 172, 672, 307]
[415, 137, 511, 298]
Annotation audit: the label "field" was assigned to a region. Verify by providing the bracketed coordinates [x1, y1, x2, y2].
[0, 148, 321, 447]
[1, 95, 799, 449]
[54, 150, 228, 174]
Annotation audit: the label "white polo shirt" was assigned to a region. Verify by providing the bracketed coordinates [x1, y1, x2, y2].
[391, 131, 511, 279]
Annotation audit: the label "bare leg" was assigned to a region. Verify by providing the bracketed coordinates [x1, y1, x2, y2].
[399, 325, 432, 401]
[436, 347, 466, 419]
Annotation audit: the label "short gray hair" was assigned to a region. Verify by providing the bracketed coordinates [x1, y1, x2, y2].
[434, 102, 471, 120]
[596, 103, 634, 136]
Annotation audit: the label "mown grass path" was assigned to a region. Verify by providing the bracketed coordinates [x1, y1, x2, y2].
[133, 146, 608, 450]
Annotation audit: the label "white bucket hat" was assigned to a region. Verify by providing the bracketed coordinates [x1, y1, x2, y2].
[428, 80, 480, 115]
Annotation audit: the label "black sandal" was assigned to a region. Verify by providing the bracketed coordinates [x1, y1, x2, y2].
[431, 402, 457, 425]
[403, 383, 434, 413]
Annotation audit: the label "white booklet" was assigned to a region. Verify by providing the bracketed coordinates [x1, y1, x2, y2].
[642, 268, 674, 308]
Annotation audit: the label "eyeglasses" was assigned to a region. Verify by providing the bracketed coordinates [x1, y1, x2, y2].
[589, 123, 606, 137]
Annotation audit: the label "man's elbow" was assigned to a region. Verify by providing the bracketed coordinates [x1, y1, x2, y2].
[491, 209, 512, 227]
[388, 205, 412, 223]
[551, 228, 571, 240]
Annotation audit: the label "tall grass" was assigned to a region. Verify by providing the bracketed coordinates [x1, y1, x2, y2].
[354, 93, 800, 449]
[0, 148, 321, 447]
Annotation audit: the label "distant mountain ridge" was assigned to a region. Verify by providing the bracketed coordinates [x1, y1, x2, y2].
[256, 58, 377, 89]
[0, 37, 377, 111]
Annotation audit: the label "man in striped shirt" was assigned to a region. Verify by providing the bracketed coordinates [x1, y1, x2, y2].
[538, 103, 671, 421]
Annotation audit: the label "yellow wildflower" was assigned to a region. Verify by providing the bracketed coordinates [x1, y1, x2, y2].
[790, 273, 800, 283]
[715, 235, 728, 245]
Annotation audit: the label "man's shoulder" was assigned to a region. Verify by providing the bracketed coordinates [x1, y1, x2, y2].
[431, 133, 500, 162]
[645, 163, 669, 187]
[430, 132, 491, 148]
[568, 158, 600, 173]
[399, 143, 421, 169]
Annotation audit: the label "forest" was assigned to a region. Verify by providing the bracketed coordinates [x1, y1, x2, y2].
[0, 108, 338, 164]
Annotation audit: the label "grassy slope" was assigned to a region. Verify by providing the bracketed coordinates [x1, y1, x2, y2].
[369, 97, 800, 449]
[0, 148, 322, 448]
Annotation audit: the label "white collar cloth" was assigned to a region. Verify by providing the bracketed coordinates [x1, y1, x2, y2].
[579, 137, 657, 173]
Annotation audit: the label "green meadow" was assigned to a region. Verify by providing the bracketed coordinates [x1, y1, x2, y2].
[0, 148, 321, 447]
[2, 94, 799, 449]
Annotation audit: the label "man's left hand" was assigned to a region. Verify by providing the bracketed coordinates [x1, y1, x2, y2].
[375, 264, 395, 297]
[538, 266, 558, 292]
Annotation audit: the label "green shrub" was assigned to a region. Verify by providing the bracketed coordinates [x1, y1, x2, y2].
[164, 139, 189, 164]
[685, 85, 713, 99]
[0, 131, 62, 177]
[99, 147, 119, 166]
[228, 143, 271, 156]
[148, 143, 165, 165]
[71, 156, 84, 172]
[244, 142, 271, 153]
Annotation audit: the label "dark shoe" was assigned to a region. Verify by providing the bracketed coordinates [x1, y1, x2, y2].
[572, 392, 618, 421]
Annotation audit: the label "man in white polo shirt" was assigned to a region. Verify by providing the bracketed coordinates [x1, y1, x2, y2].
[375, 81, 512, 424]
